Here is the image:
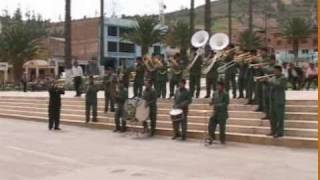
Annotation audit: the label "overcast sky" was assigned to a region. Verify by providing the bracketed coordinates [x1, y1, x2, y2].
[0, 0, 208, 21]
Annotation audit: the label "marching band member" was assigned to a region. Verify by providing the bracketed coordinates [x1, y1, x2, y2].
[133, 57, 145, 98]
[113, 80, 128, 133]
[72, 61, 83, 97]
[169, 53, 183, 99]
[223, 44, 237, 99]
[48, 79, 65, 130]
[267, 65, 287, 138]
[85, 76, 99, 123]
[156, 57, 168, 98]
[103, 67, 115, 112]
[86, 59, 100, 76]
[208, 81, 229, 144]
[189, 48, 203, 98]
[142, 79, 158, 137]
[238, 56, 249, 99]
[172, 79, 192, 141]
[246, 50, 258, 104]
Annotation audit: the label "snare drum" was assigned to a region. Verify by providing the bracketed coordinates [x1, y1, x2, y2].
[169, 109, 184, 122]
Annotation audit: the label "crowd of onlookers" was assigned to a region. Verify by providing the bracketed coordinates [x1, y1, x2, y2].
[282, 62, 318, 90]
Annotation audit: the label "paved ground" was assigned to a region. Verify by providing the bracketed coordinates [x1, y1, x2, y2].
[0, 118, 317, 180]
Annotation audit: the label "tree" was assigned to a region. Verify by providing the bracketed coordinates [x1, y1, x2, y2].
[100, 0, 104, 68]
[0, 8, 47, 82]
[64, 0, 72, 76]
[189, 0, 195, 38]
[239, 29, 261, 51]
[204, 0, 212, 34]
[282, 17, 311, 60]
[248, 0, 253, 33]
[123, 16, 164, 56]
[228, 0, 233, 43]
[165, 20, 190, 64]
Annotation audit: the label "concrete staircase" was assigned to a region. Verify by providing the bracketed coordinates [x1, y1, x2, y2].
[0, 96, 317, 148]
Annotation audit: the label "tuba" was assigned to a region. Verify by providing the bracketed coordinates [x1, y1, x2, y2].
[186, 30, 209, 71]
[202, 33, 230, 74]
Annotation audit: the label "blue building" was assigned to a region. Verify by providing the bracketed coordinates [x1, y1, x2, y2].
[101, 18, 165, 69]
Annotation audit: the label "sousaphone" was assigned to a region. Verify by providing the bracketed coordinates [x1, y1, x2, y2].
[202, 33, 229, 74]
[186, 30, 209, 71]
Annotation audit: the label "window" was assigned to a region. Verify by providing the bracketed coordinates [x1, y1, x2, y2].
[108, 41, 117, 52]
[119, 27, 133, 37]
[119, 43, 135, 53]
[108, 26, 118, 36]
[302, 49, 309, 54]
[288, 50, 294, 54]
[314, 49, 318, 52]
[153, 46, 161, 55]
[277, 40, 282, 45]
[313, 38, 317, 46]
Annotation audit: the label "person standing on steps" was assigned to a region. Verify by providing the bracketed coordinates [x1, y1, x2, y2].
[72, 61, 83, 97]
[113, 80, 128, 133]
[142, 79, 158, 137]
[21, 72, 28, 92]
[172, 79, 192, 141]
[156, 57, 168, 99]
[103, 67, 115, 112]
[189, 48, 203, 98]
[85, 76, 99, 123]
[133, 57, 145, 98]
[48, 79, 65, 130]
[208, 81, 229, 145]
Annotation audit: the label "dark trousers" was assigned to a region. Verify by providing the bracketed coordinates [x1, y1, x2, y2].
[225, 73, 237, 97]
[208, 114, 227, 143]
[270, 104, 285, 136]
[144, 107, 157, 135]
[172, 110, 188, 138]
[263, 85, 271, 118]
[133, 81, 143, 97]
[74, 76, 82, 96]
[114, 105, 126, 131]
[86, 102, 97, 122]
[246, 81, 256, 103]
[238, 77, 246, 98]
[290, 77, 299, 90]
[104, 92, 114, 112]
[156, 80, 167, 98]
[169, 80, 178, 97]
[189, 75, 201, 98]
[255, 82, 263, 110]
[48, 106, 61, 129]
[206, 77, 217, 97]
[22, 82, 27, 92]
[306, 75, 318, 90]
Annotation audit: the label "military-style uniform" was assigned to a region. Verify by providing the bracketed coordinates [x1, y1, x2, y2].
[169, 61, 183, 98]
[121, 69, 130, 89]
[133, 63, 145, 97]
[269, 75, 286, 136]
[255, 66, 265, 111]
[114, 87, 128, 132]
[208, 90, 229, 143]
[142, 86, 158, 136]
[205, 60, 222, 98]
[223, 52, 237, 98]
[189, 55, 203, 98]
[172, 87, 192, 139]
[85, 83, 99, 122]
[238, 63, 248, 98]
[103, 73, 115, 112]
[246, 66, 256, 104]
[156, 64, 168, 98]
[48, 84, 65, 130]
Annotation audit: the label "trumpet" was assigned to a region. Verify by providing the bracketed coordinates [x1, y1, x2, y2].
[249, 62, 270, 68]
[254, 74, 275, 81]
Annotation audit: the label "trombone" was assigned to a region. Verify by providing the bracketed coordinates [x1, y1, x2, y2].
[254, 74, 275, 81]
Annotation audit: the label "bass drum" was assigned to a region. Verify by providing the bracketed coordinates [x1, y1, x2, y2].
[135, 99, 150, 122]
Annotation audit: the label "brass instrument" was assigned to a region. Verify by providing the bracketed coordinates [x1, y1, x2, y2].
[168, 57, 182, 75]
[254, 74, 275, 81]
[56, 79, 65, 89]
[249, 62, 270, 68]
[187, 30, 210, 71]
[143, 56, 163, 72]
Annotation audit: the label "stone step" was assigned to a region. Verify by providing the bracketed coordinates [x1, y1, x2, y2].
[0, 96, 317, 106]
[0, 103, 316, 121]
[0, 104, 316, 130]
[0, 108, 317, 138]
[0, 112, 316, 148]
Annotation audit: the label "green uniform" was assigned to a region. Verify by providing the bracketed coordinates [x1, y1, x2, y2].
[238, 63, 248, 98]
[156, 65, 168, 98]
[189, 55, 203, 98]
[169, 61, 183, 98]
[85, 83, 99, 122]
[133, 63, 145, 97]
[223, 52, 237, 98]
[48, 85, 65, 130]
[114, 87, 128, 132]
[172, 87, 192, 139]
[208, 90, 229, 143]
[269, 75, 287, 136]
[255, 67, 265, 111]
[205, 60, 222, 98]
[262, 63, 274, 118]
[142, 87, 158, 136]
[103, 73, 115, 112]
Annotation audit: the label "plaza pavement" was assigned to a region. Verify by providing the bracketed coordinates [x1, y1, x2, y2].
[0, 118, 317, 180]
